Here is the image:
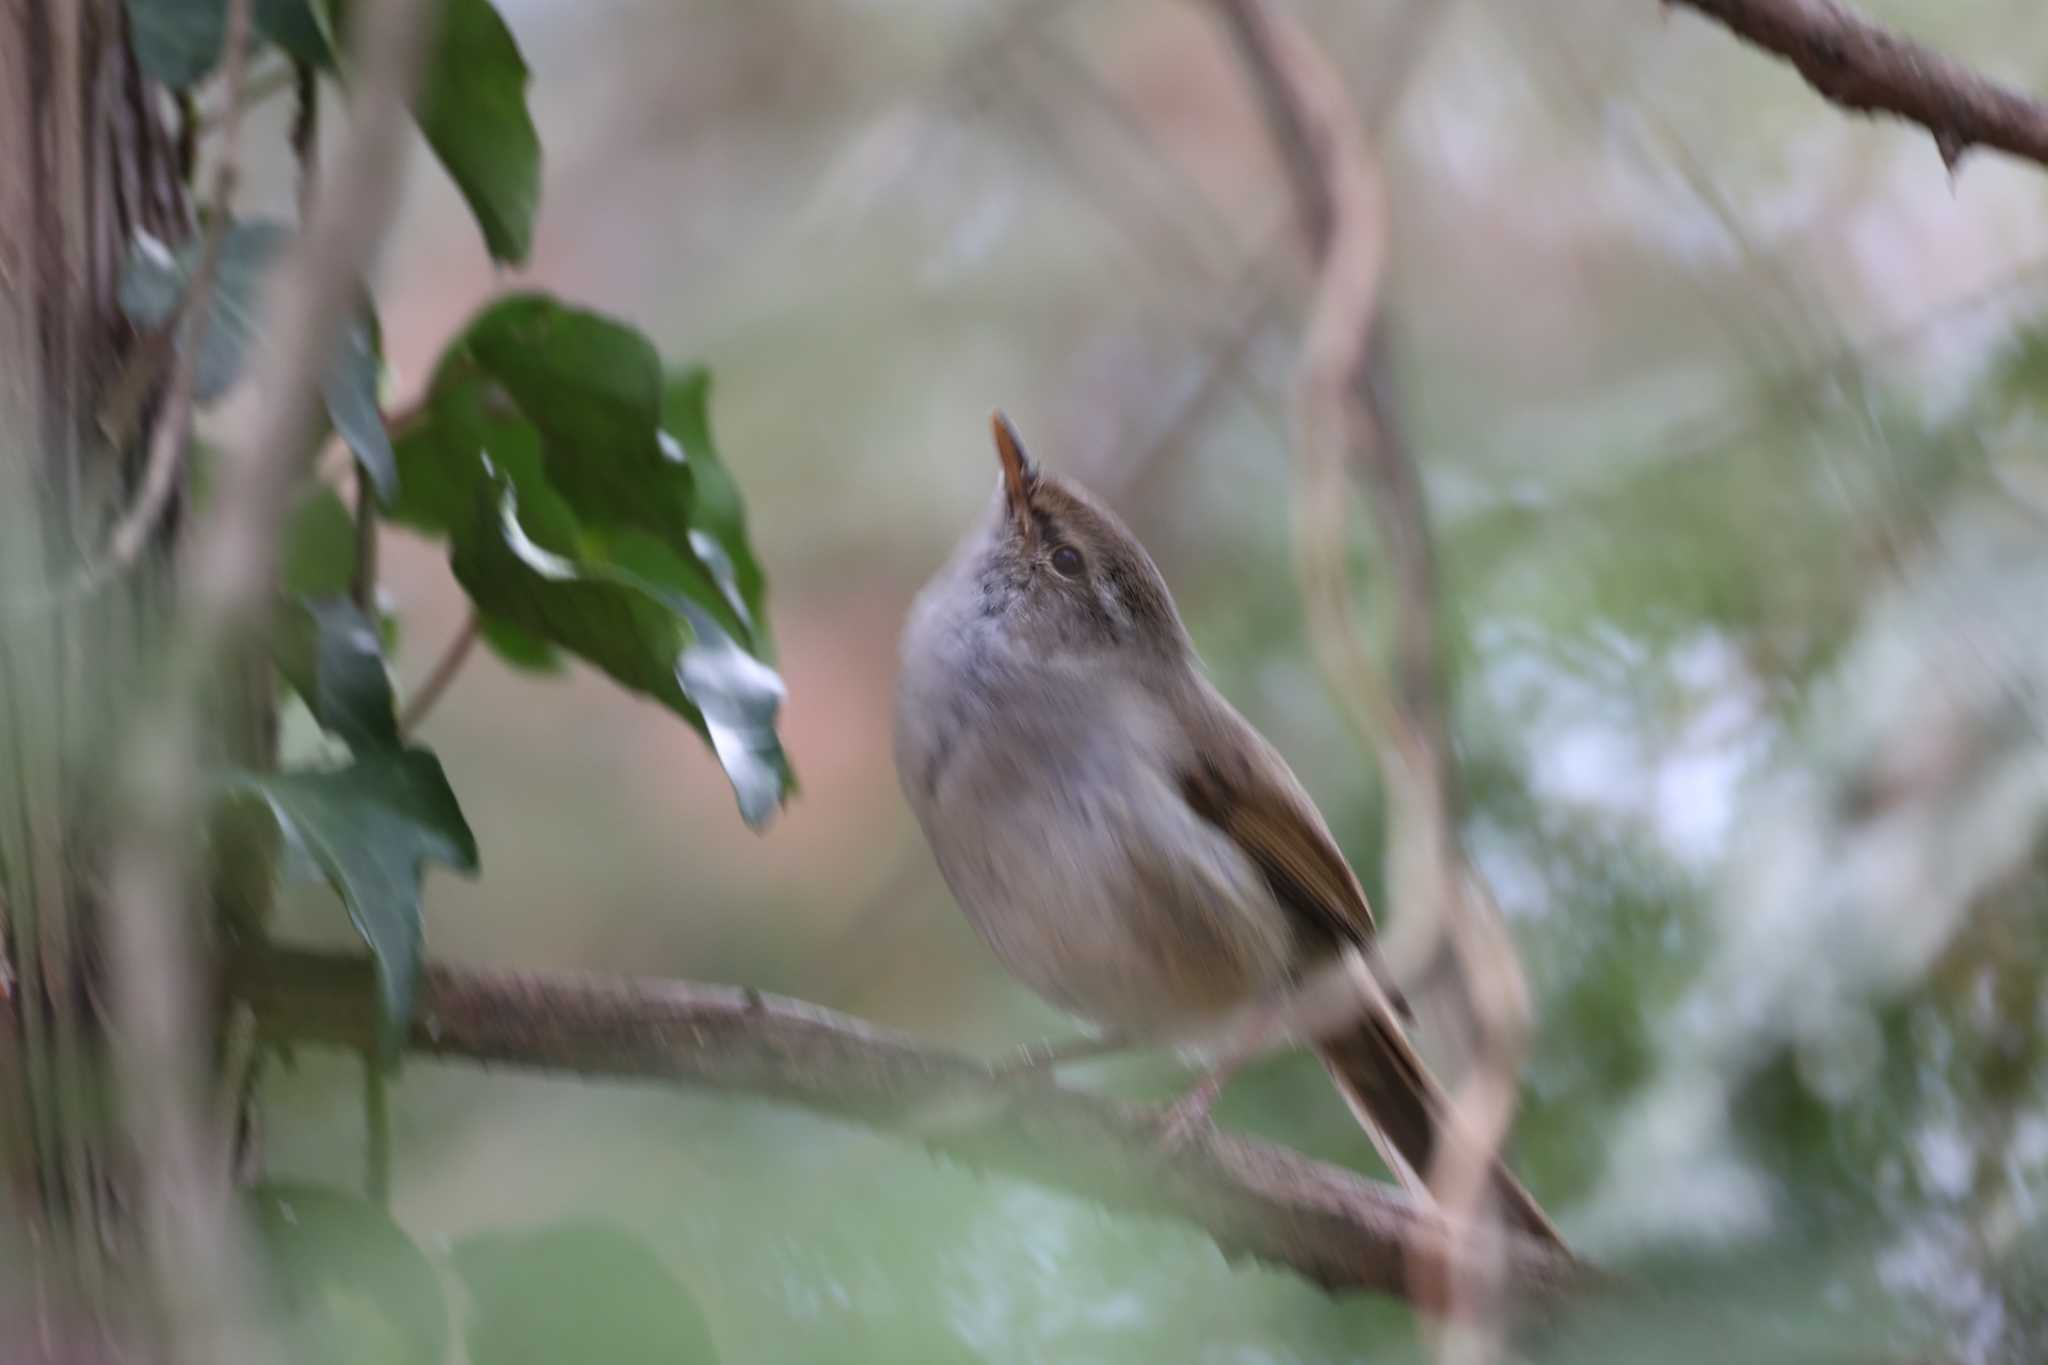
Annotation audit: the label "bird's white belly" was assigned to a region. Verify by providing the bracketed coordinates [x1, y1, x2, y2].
[923, 741, 1299, 1033]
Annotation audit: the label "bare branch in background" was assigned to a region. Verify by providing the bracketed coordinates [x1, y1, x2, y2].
[398, 611, 481, 736]
[1672, 0, 2048, 172]
[1209, 0, 1554, 1348]
[101, 0, 437, 1356]
[236, 947, 1589, 1309]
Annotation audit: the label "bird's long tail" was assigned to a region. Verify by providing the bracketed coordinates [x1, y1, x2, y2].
[1316, 1013, 1563, 1247]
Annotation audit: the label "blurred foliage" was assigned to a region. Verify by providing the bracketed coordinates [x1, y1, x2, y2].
[103, 0, 2048, 1359]
[250, 1182, 450, 1365]
[453, 1221, 721, 1365]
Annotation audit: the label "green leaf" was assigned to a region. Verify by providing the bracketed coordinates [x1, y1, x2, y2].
[387, 379, 502, 536]
[119, 220, 287, 401]
[228, 751, 478, 1055]
[385, 296, 791, 823]
[478, 615, 563, 672]
[661, 368, 772, 655]
[250, 1182, 448, 1365]
[322, 307, 397, 503]
[126, 0, 225, 88]
[273, 597, 400, 753]
[419, 297, 752, 645]
[253, 0, 333, 67]
[1996, 327, 2048, 415]
[452, 470, 790, 826]
[452, 1222, 719, 1365]
[415, 0, 540, 265]
[282, 483, 358, 597]
[118, 222, 395, 495]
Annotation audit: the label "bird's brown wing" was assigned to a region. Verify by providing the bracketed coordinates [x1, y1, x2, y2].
[1174, 698, 1564, 1247]
[1175, 735, 1377, 954]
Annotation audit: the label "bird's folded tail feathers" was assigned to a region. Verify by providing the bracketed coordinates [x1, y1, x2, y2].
[1316, 1015, 1564, 1248]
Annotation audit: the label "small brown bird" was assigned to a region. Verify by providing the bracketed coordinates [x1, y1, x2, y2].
[892, 412, 1559, 1244]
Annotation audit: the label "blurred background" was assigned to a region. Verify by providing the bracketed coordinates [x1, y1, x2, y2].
[238, 0, 2048, 1359]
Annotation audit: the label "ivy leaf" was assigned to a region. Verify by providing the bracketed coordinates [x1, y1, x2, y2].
[119, 221, 287, 401]
[386, 377, 509, 537]
[409, 297, 752, 644]
[478, 615, 563, 673]
[125, 0, 226, 88]
[282, 483, 358, 597]
[273, 597, 400, 753]
[452, 470, 790, 827]
[253, 0, 333, 67]
[228, 750, 478, 1056]
[322, 307, 397, 503]
[661, 367, 773, 657]
[250, 1183, 449, 1365]
[415, 0, 540, 265]
[118, 223, 395, 496]
[452, 1222, 719, 1365]
[384, 295, 789, 824]
[459, 299, 696, 563]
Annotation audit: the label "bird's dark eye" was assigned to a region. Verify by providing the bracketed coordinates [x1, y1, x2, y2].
[1050, 544, 1084, 578]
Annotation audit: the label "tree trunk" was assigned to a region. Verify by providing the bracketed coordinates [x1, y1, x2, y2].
[1, 0, 187, 1354]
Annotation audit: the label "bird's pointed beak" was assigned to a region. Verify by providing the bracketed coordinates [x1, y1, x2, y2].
[990, 409, 1037, 538]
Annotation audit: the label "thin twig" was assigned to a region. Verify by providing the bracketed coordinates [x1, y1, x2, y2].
[398, 611, 480, 736]
[102, 0, 439, 1356]
[290, 59, 318, 215]
[1671, 0, 2048, 173]
[234, 946, 1589, 1308]
[197, 60, 296, 133]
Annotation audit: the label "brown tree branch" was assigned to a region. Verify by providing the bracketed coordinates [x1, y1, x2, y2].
[234, 947, 1586, 1310]
[1671, 0, 2048, 171]
[398, 610, 479, 736]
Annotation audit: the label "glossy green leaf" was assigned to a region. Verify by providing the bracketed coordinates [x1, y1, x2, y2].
[415, 0, 540, 265]
[250, 1182, 448, 1365]
[452, 1222, 719, 1365]
[273, 597, 399, 753]
[125, 0, 225, 87]
[228, 750, 478, 1055]
[117, 222, 394, 495]
[451, 470, 789, 827]
[661, 367, 772, 655]
[282, 483, 358, 597]
[385, 295, 789, 823]
[386, 378, 503, 536]
[425, 298, 751, 643]
[478, 615, 563, 672]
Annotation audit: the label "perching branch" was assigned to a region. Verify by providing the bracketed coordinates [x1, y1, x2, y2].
[1671, 0, 2048, 172]
[235, 947, 1586, 1310]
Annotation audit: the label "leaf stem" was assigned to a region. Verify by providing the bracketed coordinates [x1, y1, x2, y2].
[198, 61, 297, 133]
[364, 1060, 391, 1206]
[400, 612, 481, 736]
[351, 468, 378, 613]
